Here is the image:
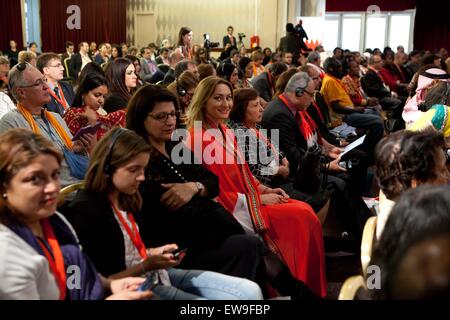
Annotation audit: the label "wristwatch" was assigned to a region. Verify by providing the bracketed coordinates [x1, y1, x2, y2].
[194, 182, 204, 195]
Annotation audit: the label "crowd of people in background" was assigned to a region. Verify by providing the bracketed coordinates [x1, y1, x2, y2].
[0, 22, 449, 301]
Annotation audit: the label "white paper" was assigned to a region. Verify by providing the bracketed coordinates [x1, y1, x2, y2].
[340, 134, 366, 157]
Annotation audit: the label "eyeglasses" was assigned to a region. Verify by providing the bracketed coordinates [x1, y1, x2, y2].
[18, 77, 48, 88]
[147, 111, 180, 122]
[47, 63, 63, 68]
[303, 89, 315, 97]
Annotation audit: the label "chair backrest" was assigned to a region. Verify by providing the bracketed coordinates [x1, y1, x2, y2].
[58, 182, 84, 206]
[64, 57, 72, 79]
[338, 275, 367, 300]
[157, 64, 170, 74]
[361, 216, 378, 277]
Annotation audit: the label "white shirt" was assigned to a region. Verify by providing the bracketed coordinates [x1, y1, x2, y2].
[0, 224, 59, 300]
[0, 92, 15, 119]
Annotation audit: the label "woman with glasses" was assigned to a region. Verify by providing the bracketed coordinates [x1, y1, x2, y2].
[185, 76, 327, 298]
[0, 128, 153, 300]
[126, 85, 321, 300]
[62, 127, 262, 300]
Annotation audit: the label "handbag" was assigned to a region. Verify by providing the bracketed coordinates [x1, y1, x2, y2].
[62, 148, 89, 180]
[294, 143, 326, 195]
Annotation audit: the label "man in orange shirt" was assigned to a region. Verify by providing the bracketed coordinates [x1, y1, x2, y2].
[320, 57, 384, 161]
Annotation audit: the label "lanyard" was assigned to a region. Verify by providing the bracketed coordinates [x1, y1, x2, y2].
[37, 219, 67, 300]
[48, 83, 68, 111]
[109, 200, 148, 260]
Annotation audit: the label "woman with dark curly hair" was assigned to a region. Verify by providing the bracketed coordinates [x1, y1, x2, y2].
[375, 129, 450, 239]
[370, 185, 450, 300]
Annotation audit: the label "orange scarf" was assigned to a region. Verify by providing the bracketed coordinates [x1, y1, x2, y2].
[17, 104, 73, 149]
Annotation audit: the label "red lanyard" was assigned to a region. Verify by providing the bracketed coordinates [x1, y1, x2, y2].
[37, 219, 67, 300]
[109, 200, 148, 260]
[48, 83, 68, 111]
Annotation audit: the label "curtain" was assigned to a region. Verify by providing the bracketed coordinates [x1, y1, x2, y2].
[326, 0, 416, 12]
[413, 0, 450, 51]
[0, 0, 24, 52]
[40, 0, 126, 53]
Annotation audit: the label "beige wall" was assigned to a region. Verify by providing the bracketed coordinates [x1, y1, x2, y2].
[127, 0, 287, 51]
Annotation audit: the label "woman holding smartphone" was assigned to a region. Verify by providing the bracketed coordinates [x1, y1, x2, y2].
[0, 128, 152, 300]
[64, 72, 125, 140]
[62, 128, 263, 300]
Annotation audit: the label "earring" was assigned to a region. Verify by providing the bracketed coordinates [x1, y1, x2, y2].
[2, 193, 7, 199]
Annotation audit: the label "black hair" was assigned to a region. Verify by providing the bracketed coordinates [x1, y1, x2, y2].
[375, 129, 445, 200]
[72, 73, 107, 108]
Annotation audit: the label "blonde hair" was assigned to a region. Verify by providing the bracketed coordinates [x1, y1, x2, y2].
[186, 76, 234, 129]
[18, 51, 37, 64]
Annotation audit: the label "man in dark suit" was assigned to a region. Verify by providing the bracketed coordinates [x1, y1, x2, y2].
[262, 72, 372, 239]
[69, 42, 92, 80]
[223, 26, 237, 48]
[37, 53, 75, 116]
[61, 41, 74, 79]
[251, 62, 287, 103]
[361, 54, 404, 130]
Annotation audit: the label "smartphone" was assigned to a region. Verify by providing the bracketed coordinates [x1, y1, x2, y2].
[172, 248, 187, 259]
[72, 122, 102, 141]
[137, 273, 159, 292]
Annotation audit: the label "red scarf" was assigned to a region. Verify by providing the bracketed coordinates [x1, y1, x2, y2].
[37, 219, 67, 300]
[109, 199, 148, 260]
[279, 94, 319, 143]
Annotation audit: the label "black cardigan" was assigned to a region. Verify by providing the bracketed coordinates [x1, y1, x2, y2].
[61, 190, 127, 277]
[137, 142, 244, 253]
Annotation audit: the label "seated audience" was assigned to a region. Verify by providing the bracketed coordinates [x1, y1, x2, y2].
[217, 63, 239, 89]
[321, 57, 384, 161]
[0, 62, 94, 186]
[127, 84, 323, 300]
[361, 54, 404, 130]
[230, 88, 330, 223]
[0, 128, 151, 300]
[186, 76, 328, 298]
[63, 128, 263, 300]
[262, 72, 373, 238]
[251, 62, 287, 103]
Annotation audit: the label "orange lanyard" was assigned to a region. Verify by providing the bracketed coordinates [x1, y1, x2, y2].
[48, 83, 68, 111]
[37, 219, 67, 300]
[110, 200, 148, 260]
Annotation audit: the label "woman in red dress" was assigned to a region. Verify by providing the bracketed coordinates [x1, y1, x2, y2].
[64, 73, 125, 140]
[185, 76, 327, 297]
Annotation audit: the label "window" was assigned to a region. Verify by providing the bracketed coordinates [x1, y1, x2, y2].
[321, 10, 415, 53]
[365, 15, 387, 51]
[342, 15, 362, 51]
[323, 15, 339, 51]
[389, 15, 412, 52]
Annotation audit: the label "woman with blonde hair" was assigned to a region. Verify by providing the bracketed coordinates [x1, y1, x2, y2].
[186, 76, 327, 298]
